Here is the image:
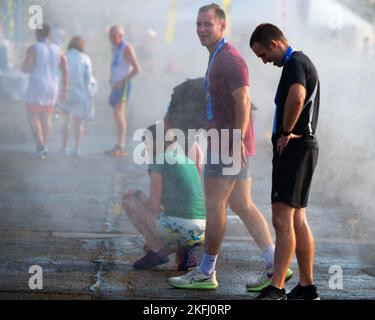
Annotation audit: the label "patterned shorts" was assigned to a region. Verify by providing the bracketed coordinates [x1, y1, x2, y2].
[156, 213, 205, 252]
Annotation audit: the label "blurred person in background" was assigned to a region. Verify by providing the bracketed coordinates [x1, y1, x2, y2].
[60, 36, 97, 157]
[22, 24, 68, 159]
[106, 25, 140, 157]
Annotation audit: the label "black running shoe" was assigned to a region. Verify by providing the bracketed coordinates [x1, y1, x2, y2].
[287, 283, 320, 300]
[255, 285, 286, 300]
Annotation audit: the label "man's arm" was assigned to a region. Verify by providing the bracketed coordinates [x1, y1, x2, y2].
[232, 86, 251, 136]
[282, 83, 306, 133]
[59, 51, 69, 94]
[21, 46, 36, 73]
[56, 50, 69, 103]
[123, 43, 141, 81]
[232, 86, 251, 166]
[277, 83, 306, 155]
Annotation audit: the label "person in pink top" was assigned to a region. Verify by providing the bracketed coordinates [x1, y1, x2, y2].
[168, 3, 293, 292]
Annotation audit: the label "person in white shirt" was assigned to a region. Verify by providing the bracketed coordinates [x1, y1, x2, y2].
[22, 24, 68, 159]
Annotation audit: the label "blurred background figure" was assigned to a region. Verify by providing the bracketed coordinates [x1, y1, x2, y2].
[21, 24, 68, 159]
[60, 36, 97, 157]
[106, 25, 140, 158]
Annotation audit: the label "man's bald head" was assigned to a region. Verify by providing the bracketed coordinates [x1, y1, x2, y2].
[109, 25, 124, 36]
[109, 25, 125, 46]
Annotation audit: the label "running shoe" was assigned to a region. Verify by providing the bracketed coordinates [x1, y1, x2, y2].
[255, 285, 287, 300]
[133, 250, 169, 270]
[176, 245, 199, 271]
[168, 267, 218, 290]
[287, 283, 320, 300]
[246, 267, 293, 292]
[34, 145, 48, 159]
[105, 145, 128, 158]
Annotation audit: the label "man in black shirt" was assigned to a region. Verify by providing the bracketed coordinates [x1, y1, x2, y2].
[249, 23, 320, 300]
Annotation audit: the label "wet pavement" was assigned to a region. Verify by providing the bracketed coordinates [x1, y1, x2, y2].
[0, 98, 374, 300]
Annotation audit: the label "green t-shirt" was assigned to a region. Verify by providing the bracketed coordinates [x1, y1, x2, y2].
[148, 152, 206, 220]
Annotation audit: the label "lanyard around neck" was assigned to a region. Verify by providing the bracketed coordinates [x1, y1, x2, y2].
[283, 46, 295, 65]
[204, 38, 227, 121]
[205, 38, 227, 88]
[112, 41, 126, 68]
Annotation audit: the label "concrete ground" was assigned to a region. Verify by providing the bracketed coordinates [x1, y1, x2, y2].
[0, 98, 374, 300]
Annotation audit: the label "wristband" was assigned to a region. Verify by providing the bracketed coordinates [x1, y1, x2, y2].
[281, 130, 292, 136]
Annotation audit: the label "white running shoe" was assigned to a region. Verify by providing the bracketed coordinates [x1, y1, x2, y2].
[168, 267, 218, 290]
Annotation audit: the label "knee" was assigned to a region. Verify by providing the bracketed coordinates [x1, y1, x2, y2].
[272, 215, 293, 233]
[122, 195, 138, 213]
[206, 199, 226, 215]
[230, 200, 253, 217]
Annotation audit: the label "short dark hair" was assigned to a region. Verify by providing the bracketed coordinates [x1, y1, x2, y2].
[68, 36, 85, 52]
[249, 23, 287, 48]
[198, 3, 226, 21]
[36, 24, 50, 40]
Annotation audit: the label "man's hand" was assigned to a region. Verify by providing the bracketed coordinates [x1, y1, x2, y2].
[277, 133, 301, 155]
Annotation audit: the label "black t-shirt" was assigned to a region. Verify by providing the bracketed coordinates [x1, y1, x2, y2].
[273, 51, 320, 147]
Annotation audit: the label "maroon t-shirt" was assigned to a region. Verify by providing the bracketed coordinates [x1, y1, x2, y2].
[207, 43, 255, 157]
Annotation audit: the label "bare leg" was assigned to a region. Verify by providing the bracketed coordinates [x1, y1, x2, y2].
[62, 113, 71, 151]
[73, 116, 84, 151]
[271, 202, 296, 289]
[229, 178, 274, 251]
[27, 112, 44, 147]
[122, 194, 163, 252]
[203, 177, 236, 255]
[40, 111, 52, 146]
[294, 208, 315, 286]
[113, 102, 127, 148]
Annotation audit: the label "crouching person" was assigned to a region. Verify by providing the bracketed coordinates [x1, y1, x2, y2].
[123, 123, 206, 270]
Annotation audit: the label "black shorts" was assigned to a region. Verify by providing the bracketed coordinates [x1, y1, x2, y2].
[271, 139, 318, 209]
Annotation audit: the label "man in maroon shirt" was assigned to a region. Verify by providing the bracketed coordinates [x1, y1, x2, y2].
[168, 3, 292, 291]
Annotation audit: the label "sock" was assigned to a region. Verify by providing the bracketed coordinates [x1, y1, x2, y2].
[262, 244, 275, 268]
[199, 253, 218, 276]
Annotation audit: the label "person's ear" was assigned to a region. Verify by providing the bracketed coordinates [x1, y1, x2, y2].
[221, 20, 227, 32]
[270, 40, 278, 50]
